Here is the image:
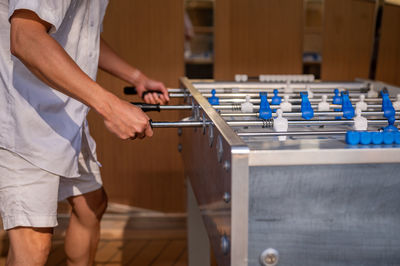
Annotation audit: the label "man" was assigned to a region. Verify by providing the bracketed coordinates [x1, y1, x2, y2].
[0, 0, 169, 265]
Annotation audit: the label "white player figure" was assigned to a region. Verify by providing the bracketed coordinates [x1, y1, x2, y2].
[367, 84, 379, 98]
[356, 94, 368, 111]
[241, 95, 254, 113]
[280, 94, 292, 112]
[273, 109, 288, 141]
[393, 94, 400, 111]
[306, 85, 314, 98]
[318, 95, 330, 111]
[353, 108, 368, 131]
[284, 80, 293, 94]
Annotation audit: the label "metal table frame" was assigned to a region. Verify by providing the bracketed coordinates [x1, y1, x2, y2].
[180, 77, 400, 266]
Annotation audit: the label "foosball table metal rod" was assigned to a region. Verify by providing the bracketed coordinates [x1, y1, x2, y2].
[149, 119, 394, 128]
[215, 104, 383, 110]
[217, 97, 392, 103]
[237, 131, 348, 137]
[220, 111, 398, 118]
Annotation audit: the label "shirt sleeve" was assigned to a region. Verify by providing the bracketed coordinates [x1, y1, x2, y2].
[8, 0, 72, 34]
[100, 0, 109, 33]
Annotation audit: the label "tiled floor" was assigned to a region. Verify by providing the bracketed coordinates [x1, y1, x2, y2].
[0, 205, 187, 266]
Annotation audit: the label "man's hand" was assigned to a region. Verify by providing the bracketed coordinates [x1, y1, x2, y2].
[134, 74, 170, 105]
[102, 94, 153, 140]
[98, 38, 170, 105]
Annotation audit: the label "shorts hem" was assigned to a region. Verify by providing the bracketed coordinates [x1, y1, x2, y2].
[2, 215, 58, 231]
[58, 183, 103, 202]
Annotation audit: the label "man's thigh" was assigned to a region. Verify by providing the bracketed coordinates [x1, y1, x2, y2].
[0, 148, 60, 230]
[58, 137, 103, 203]
[7, 227, 53, 265]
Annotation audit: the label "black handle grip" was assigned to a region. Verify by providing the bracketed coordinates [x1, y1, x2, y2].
[124, 87, 162, 98]
[124, 86, 138, 95]
[131, 102, 160, 112]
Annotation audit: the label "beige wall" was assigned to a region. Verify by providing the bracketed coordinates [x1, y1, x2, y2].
[322, 0, 376, 81]
[214, 0, 304, 80]
[376, 4, 400, 86]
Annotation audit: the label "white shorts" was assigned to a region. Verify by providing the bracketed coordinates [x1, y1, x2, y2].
[0, 142, 103, 230]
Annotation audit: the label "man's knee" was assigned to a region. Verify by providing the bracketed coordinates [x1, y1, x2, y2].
[94, 189, 108, 219]
[28, 238, 52, 265]
[8, 227, 52, 266]
[69, 188, 108, 226]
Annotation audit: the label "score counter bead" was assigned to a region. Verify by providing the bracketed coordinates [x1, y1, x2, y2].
[395, 132, 400, 145]
[234, 74, 248, 82]
[346, 131, 360, 145]
[360, 131, 372, 145]
[383, 132, 395, 145]
[371, 132, 384, 145]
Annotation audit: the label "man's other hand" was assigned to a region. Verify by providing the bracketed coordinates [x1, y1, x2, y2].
[134, 75, 169, 105]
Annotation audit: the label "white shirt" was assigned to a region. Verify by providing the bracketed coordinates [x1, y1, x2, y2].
[0, 0, 109, 177]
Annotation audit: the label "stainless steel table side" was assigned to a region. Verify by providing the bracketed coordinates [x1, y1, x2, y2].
[180, 77, 250, 266]
[248, 164, 400, 266]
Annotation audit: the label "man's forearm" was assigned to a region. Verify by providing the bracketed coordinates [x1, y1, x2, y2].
[10, 11, 115, 119]
[9, 10, 153, 140]
[99, 38, 145, 86]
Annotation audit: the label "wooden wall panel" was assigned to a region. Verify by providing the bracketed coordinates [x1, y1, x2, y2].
[322, 0, 376, 81]
[376, 4, 400, 86]
[214, 0, 304, 80]
[88, 0, 185, 212]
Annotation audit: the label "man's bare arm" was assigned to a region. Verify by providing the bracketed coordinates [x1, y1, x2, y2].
[10, 9, 152, 140]
[99, 38, 169, 104]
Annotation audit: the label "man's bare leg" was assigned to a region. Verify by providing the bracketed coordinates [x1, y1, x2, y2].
[64, 188, 107, 266]
[7, 227, 52, 266]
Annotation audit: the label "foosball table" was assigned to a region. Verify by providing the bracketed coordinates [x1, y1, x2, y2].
[127, 75, 400, 266]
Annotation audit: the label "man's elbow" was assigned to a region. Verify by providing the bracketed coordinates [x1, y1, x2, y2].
[9, 10, 51, 59]
[9, 22, 29, 59]
[10, 32, 22, 58]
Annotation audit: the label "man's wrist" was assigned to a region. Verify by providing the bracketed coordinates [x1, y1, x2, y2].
[128, 69, 147, 86]
[131, 70, 141, 83]
[91, 85, 118, 119]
